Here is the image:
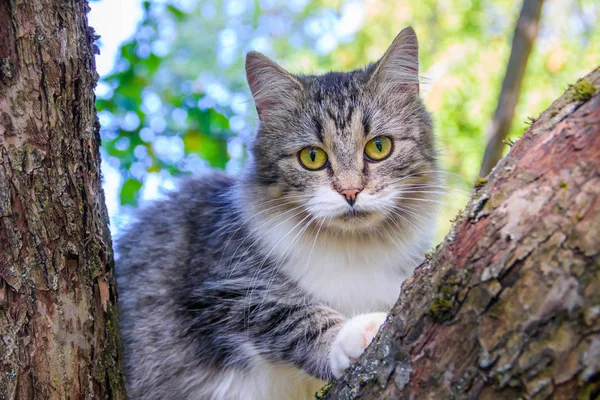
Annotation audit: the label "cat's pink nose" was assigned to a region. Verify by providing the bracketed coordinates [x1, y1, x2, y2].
[339, 188, 361, 206]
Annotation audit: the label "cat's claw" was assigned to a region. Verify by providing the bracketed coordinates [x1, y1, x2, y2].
[329, 312, 387, 378]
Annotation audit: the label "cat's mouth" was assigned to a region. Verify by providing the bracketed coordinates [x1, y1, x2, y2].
[341, 209, 372, 219]
[333, 208, 381, 224]
[324, 207, 386, 231]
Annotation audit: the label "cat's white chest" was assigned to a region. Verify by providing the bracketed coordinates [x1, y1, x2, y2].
[289, 248, 405, 315]
[261, 220, 426, 316]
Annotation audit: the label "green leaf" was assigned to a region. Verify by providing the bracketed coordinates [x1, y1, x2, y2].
[167, 5, 186, 21]
[120, 178, 143, 206]
[183, 130, 228, 169]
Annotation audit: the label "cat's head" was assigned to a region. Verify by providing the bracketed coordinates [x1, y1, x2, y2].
[243, 27, 440, 238]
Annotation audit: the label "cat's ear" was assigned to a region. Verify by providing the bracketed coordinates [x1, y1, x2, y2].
[245, 51, 302, 120]
[369, 27, 420, 95]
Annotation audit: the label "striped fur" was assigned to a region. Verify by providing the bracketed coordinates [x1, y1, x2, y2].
[117, 27, 440, 400]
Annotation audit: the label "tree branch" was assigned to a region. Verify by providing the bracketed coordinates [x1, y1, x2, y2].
[479, 0, 545, 177]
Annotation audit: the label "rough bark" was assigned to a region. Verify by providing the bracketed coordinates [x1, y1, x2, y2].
[480, 0, 545, 177]
[0, 1, 125, 399]
[320, 68, 600, 399]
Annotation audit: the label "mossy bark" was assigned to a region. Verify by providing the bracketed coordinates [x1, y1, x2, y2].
[320, 68, 600, 399]
[0, 0, 125, 398]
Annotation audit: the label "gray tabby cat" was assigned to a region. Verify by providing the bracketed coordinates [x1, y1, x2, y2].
[117, 27, 440, 400]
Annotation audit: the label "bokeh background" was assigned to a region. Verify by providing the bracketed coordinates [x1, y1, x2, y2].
[89, 0, 599, 241]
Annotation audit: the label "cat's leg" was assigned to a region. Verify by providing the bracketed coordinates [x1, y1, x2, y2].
[246, 303, 344, 381]
[329, 312, 387, 378]
[246, 301, 386, 380]
[189, 281, 388, 385]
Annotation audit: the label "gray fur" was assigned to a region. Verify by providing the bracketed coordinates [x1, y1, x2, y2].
[117, 27, 440, 399]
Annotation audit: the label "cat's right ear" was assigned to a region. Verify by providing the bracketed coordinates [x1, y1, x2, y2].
[245, 52, 302, 121]
[369, 27, 420, 95]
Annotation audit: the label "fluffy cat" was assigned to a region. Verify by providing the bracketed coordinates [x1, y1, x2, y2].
[116, 27, 440, 400]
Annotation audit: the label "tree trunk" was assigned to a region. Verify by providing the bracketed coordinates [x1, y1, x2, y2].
[0, 1, 125, 399]
[320, 68, 600, 399]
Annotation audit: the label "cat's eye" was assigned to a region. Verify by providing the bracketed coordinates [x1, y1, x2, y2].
[364, 136, 393, 161]
[298, 147, 328, 171]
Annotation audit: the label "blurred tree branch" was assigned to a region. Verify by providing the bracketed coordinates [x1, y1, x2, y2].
[479, 0, 545, 177]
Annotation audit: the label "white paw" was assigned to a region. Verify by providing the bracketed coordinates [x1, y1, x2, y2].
[329, 312, 387, 378]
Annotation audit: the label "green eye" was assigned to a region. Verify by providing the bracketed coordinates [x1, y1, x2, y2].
[364, 136, 393, 161]
[298, 147, 328, 170]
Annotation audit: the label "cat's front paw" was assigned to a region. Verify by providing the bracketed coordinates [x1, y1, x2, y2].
[329, 312, 387, 378]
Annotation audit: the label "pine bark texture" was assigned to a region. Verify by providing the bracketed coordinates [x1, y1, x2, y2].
[320, 68, 600, 400]
[0, 1, 125, 399]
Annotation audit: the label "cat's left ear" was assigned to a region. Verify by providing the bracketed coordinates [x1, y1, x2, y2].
[369, 27, 420, 95]
[245, 51, 303, 121]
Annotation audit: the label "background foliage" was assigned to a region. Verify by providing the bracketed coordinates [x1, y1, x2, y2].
[96, 0, 599, 238]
